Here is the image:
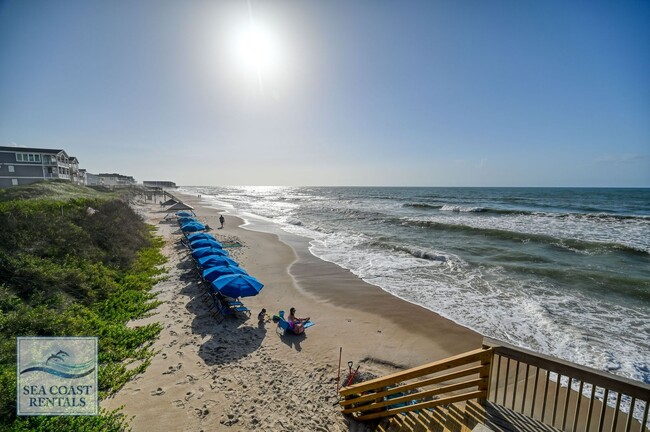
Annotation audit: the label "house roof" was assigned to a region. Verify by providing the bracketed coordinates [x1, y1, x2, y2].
[0, 146, 66, 155]
[166, 202, 194, 211]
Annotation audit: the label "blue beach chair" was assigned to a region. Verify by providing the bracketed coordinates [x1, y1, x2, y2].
[275, 310, 315, 336]
[210, 294, 250, 323]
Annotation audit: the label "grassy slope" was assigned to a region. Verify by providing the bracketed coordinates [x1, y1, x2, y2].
[0, 181, 165, 431]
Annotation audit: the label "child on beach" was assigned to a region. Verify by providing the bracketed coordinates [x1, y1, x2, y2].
[287, 307, 310, 334]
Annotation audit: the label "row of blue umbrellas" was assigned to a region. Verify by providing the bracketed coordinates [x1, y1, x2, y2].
[180, 223, 264, 298]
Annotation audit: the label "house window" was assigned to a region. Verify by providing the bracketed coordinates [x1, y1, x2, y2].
[8, 165, 14, 172]
[11, 179, 18, 186]
[15, 153, 41, 162]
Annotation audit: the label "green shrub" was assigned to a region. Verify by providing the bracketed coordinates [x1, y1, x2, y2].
[0, 190, 167, 431]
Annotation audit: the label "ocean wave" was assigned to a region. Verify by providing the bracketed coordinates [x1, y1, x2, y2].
[403, 202, 650, 222]
[403, 218, 650, 255]
[368, 240, 452, 263]
[440, 204, 487, 213]
[402, 203, 443, 210]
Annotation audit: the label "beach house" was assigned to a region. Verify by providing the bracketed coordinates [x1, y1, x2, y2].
[0, 146, 85, 188]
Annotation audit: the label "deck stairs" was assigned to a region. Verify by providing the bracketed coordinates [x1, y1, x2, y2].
[371, 400, 562, 432]
[340, 339, 650, 432]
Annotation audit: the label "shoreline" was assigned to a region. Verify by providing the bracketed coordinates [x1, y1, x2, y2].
[183, 192, 483, 366]
[103, 192, 482, 431]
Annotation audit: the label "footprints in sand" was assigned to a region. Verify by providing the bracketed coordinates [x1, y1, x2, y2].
[162, 363, 183, 375]
[151, 387, 165, 396]
[117, 214, 351, 431]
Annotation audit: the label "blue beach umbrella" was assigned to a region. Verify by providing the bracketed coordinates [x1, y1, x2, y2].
[186, 232, 216, 242]
[190, 239, 223, 249]
[176, 211, 193, 217]
[191, 247, 229, 259]
[197, 255, 239, 269]
[202, 265, 248, 283]
[181, 222, 206, 232]
[211, 274, 264, 298]
[178, 217, 196, 225]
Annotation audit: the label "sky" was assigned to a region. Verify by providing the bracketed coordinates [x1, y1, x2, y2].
[0, 0, 648, 187]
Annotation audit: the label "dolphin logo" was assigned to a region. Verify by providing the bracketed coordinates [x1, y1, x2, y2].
[21, 350, 94, 379]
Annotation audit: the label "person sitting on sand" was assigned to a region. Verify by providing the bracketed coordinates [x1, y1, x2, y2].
[287, 307, 309, 334]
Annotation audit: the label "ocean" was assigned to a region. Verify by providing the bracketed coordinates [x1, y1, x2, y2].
[180, 186, 650, 385]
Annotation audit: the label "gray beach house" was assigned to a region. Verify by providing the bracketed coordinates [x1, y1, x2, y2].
[0, 146, 84, 188]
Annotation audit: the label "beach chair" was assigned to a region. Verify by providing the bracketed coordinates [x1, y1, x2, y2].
[275, 311, 315, 336]
[212, 295, 251, 323]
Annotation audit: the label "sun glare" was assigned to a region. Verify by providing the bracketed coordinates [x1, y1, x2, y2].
[229, 5, 282, 92]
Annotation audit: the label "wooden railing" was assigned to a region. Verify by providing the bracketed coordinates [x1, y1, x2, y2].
[483, 337, 650, 432]
[339, 339, 650, 431]
[338, 347, 492, 421]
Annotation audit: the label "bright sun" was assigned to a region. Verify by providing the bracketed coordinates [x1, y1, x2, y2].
[230, 5, 282, 92]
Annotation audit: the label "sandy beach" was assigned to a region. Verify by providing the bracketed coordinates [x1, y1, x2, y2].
[103, 193, 482, 431]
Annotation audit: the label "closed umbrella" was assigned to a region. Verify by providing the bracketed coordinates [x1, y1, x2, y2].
[202, 265, 248, 283]
[186, 232, 216, 242]
[191, 247, 229, 259]
[197, 255, 239, 269]
[211, 274, 264, 298]
[190, 239, 223, 249]
[181, 222, 206, 232]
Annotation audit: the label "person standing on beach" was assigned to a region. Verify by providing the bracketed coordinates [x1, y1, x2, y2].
[219, 214, 225, 229]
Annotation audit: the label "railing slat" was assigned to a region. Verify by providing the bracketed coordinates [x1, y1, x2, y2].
[562, 377, 573, 430]
[522, 363, 530, 413]
[531, 366, 540, 418]
[641, 400, 649, 432]
[586, 384, 597, 431]
[512, 360, 520, 410]
[552, 373, 562, 427]
[503, 357, 511, 406]
[598, 388, 611, 431]
[573, 380, 585, 432]
[494, 353, 502, 403]
[611, 391, 622, 432]
[624, 397, 636, 432]
[541, 369, 551, 423]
